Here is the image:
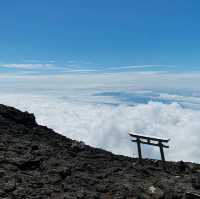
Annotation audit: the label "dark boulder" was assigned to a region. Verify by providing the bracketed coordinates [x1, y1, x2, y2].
[0, 104, 37, 127]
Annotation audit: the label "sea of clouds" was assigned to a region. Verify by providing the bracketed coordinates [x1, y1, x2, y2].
[0, 71, 200, 162]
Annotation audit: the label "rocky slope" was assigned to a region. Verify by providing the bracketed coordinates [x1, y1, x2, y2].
[0, 104, 200, 199]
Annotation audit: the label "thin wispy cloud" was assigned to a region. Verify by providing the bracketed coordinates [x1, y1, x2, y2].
[107, 64, 162, 70]
[21, 59, 56, 63]
[1, 63, 55, 70]
[0, 60, 191, 75]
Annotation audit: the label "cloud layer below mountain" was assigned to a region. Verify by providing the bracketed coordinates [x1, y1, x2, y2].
[0, 71, 200, 162]
[0, 93, 200, 162]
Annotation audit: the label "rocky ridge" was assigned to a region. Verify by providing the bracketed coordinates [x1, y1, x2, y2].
[0, 104, 200, 199]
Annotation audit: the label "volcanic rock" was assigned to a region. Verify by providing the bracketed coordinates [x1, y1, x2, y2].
[0, 104, 200, 199]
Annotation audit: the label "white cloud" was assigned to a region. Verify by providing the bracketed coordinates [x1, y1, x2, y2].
[0, 93, 200, 162]
[0, 71, 200, 162]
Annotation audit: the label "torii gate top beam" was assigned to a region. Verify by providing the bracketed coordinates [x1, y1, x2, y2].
[129, 132, 170, 143]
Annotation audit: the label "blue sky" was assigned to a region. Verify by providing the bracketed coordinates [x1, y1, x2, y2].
[0, 0, 200, 73]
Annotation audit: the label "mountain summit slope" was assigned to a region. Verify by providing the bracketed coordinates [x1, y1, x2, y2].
[0, 104, 199, 199]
